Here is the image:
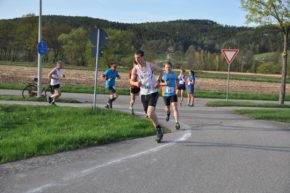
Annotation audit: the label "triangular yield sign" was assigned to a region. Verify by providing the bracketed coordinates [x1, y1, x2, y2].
[222, 49, 239, 65]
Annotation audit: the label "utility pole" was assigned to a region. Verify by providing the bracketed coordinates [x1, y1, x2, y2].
[37, 0, 42, 97]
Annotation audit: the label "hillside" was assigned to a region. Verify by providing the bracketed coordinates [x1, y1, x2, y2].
[0, 15, 287, 73]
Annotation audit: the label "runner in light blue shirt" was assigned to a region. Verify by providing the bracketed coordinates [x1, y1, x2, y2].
[159, 61, 180, 130]
[102, 63, 120, 109]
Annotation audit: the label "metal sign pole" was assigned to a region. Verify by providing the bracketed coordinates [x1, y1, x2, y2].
[226, 63, 230, 101]
[37, 0, 42, 97]
[93, 28, 100, 109]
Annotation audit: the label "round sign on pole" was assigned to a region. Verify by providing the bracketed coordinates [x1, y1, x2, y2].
[37, 41, 48, 55]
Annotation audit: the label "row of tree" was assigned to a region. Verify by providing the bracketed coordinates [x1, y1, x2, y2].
[0, 15, 287, 72]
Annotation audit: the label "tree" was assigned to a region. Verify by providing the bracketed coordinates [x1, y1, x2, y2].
[43, 21, 72, 62]
[100, 29, 135, 68]
[58, 27, 91, 66]
[0, 20, 17, 60]
[241, 0, 289, 104]
[16, 16, 38, 61]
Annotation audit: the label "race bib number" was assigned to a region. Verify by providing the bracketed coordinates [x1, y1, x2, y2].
[165, 87, 175, 94]
[179, 80, 184, 84]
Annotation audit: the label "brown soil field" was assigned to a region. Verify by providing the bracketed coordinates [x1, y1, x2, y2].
[0, 65, 289, 94]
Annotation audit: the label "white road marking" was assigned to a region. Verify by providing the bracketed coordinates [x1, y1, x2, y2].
[25, 130, 192, 193]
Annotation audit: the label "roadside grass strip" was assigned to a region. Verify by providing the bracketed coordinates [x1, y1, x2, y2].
[0, 104, 154, 163]
[0, 95, 80, 103]
[235, 109, 290, 124]
[207, 101, 290, 108]
[2, 83, 290, 101]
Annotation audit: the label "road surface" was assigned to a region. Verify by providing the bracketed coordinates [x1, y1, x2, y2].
[0, 90, 290, 193]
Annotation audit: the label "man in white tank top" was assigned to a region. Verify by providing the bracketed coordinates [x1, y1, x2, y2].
[130, 50, 163, 143]
[47, 60, 65, 105]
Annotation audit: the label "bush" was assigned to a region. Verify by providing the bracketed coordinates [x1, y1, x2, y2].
[256, 62, 281, 74]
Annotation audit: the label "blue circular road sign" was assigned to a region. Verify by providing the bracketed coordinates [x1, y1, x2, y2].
[37, 41, 48, 55]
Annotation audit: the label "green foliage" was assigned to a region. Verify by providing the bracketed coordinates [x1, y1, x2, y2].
[100, 29, 135, 68]
[240, 0, 289, 28]
[0, 15, 287, 72]
[241, 0, 290, 104]
[256, 61, 281, 74]
[58, 27, 92, 66]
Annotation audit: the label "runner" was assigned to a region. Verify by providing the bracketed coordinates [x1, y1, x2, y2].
[187, 70, 196, 107]
[128, 62, 140, 115]
[130, 50, 163, 143]
[103, 63, 121, 109]
[176, 69, 186, 106]
[159, 62, 180, 130]
[47, 60, 65, 106]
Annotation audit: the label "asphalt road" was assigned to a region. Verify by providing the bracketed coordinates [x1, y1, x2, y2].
[0, 90, 290, 193]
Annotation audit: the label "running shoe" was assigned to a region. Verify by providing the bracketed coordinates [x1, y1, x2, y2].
[156, 127, 163, 143]
[47, 96, 52, 104]
[175, 122, 180, 130]
[130, 108, 135, 115]
[166, 113, 170, 122]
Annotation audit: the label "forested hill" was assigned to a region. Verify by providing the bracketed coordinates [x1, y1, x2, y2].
[49, 15, 283, 51]
[0, 15, 286, 73]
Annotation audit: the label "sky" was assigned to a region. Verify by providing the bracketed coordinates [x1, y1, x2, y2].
[0, 0, 255, 27]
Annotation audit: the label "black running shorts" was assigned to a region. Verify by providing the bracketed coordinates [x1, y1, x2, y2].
[107, 86, 116, 94]
[141, 92, 159, 113]
[163, 95, 178, 106]
[52, 84, 60, 89]
[177, 84, 186, 90]
[130, 87, 140, 94]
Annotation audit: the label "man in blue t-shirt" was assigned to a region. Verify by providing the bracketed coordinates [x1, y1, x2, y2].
[102, 63, 121, 108]
[158, 61, 180, 130]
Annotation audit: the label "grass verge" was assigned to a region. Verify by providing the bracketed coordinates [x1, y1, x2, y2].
[235, 109, 290, 124]
[196, 71, 289, 83]
[207, 101, 290, 108]
[0, 95, 80, 103]
[1, 83, 290, 101]
[0, 104, 154, 164]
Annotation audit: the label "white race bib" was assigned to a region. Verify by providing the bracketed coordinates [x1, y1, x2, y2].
[179, 80, 185, 84]
[165, 87, 175, 94]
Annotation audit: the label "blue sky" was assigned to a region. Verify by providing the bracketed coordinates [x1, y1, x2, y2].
[0, 0, 254, 26]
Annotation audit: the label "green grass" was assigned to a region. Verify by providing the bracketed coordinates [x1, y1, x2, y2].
[1, 82, 290, 101]
[254, 52, 289, 62]
[207, 101, 290, 108]
[0, 95, 80, 103]
[61, 85, 130, 95]
[0, 104, 154, 163]
[195, 91, 290, 101]
[0, 83, 23, 90]
[196, 71, 290, 83]
[236, 109, 290, 123]
[0, 83, 130, 95]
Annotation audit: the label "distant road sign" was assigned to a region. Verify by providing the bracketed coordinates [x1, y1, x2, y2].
[90, 28, 108, 57]
[37, 41, 48, 55]
[222, 49, 239, 65]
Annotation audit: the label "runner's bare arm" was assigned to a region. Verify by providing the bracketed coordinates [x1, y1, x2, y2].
[176, 76, 179, 87]
[48, 68, 57, 79]
[130, 67, 141, 87]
